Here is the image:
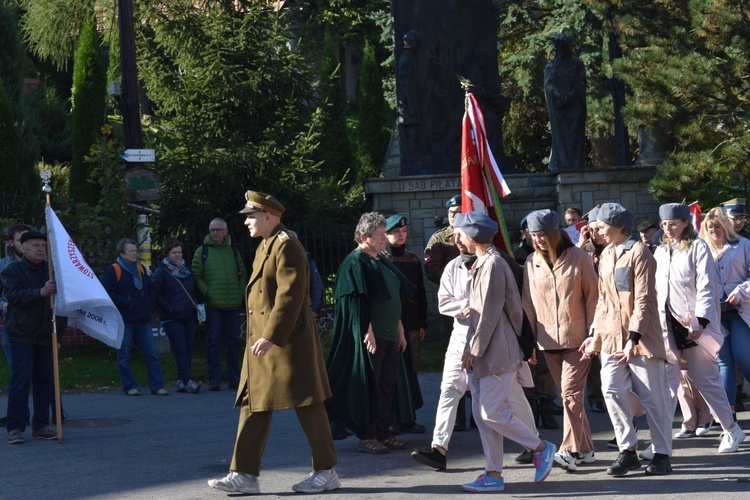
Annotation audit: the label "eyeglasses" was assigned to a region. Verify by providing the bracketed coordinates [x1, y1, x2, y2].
[661, 221, 684, 229]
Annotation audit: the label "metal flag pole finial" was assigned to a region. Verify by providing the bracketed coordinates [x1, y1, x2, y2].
[40, 168, 52, 185]
[39, 168, 63, 441]
[40, 168, 52, 200]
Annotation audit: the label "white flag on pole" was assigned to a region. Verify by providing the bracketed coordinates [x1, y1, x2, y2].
[45, 206, 124, 349]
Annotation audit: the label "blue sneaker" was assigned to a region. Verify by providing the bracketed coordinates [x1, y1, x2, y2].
[533, 440, 556, 483]
[461, 472, 505, 492]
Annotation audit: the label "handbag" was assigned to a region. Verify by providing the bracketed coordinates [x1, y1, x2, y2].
[504, 307, 537, 361]
[168, 272, 205, 321]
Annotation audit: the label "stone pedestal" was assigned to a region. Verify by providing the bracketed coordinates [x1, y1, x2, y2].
[556, 166, 659, 224]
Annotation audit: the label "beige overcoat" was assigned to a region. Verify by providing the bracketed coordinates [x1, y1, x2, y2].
[523, 245, 599, 350]
[591, 238, 667, 360]
[465, 247, 524, 379]
[234, 224, 332, 411]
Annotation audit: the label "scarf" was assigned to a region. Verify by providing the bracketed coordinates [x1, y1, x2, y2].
[116, 256, 143, 290]
[460, 253, 478, 269]
[162, 257, 190, 279]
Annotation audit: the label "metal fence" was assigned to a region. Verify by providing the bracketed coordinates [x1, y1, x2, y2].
[161, 215, 358, 308]
[1, 192, 358, 308]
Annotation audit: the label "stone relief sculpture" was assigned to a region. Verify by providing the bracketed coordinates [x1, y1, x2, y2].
[396, 30, 423, 166]
[391, 0, 509, 176]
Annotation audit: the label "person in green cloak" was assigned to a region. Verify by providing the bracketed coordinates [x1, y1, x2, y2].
[326, 212, 417, 454]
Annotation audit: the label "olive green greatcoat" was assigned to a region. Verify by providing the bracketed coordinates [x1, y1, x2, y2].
[234, 224, 331, 411]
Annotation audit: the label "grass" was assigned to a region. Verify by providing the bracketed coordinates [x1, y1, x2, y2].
[0, 332, 445, 392]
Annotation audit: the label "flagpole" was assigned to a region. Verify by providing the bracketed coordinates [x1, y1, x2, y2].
[459, 85, 513, 254]
[40, 169, 63, 442]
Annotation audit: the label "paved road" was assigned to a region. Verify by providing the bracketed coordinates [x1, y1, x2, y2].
[2, 373, 749, 498]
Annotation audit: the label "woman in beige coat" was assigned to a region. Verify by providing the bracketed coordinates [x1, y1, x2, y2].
[580, 203, 673, 477]
[522, 209, 598, 471]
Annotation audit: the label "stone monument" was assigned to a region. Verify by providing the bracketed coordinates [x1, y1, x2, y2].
[391, 0, 510, 176]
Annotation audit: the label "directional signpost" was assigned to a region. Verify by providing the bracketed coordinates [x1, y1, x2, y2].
[121, 148, 155, 163]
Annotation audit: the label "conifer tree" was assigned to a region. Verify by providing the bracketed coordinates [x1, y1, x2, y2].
[136, 3, 326, 233]
[314, 30, 353, 181]
[69, 20, 106, 205]
[612, 0, 750, 204]
[0, 84, 22, 193]
[357, 39, 388, 180]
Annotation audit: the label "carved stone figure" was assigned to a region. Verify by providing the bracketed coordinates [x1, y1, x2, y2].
[391, 0, 508, 176]
[397, 30, 422, 166]
[544, 33, 587, 172]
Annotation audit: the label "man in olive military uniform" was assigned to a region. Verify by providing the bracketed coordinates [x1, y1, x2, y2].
[208, 191, 339, 495]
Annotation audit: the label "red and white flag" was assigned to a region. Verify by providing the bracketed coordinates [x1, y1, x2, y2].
[689, 201, 702, 234]
[564, 220, 588, 244]
[46, 206, 124, 349]
[460, 93, 512, 252]
[460, 93, 510, 214]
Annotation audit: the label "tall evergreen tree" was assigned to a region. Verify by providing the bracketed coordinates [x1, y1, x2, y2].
[136, 2, 327, 234]
[18, 0, 97, 71]
[357, 39, 388, 180]
[0, 0, 24, 104]
[0, 83, 22, 193]
[1, 0, 43, 195]
[314, 30, 353, 181]
[69, 20, 106, 205]
[612, 0, 750, 204]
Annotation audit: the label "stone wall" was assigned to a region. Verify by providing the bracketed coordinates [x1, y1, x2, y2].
[556, 166, 660, 224]
[364, 165, 660, 334]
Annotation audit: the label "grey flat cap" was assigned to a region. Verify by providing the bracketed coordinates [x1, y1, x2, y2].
[659, 203, 690, 220]
[459, 211, 498, 244]
[598, 203, 635, 231]
[526, 209, 559, 232]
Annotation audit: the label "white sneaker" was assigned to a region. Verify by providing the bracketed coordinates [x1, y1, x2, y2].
[208, 471, 260, 494]
[577, 450, 596, 464]
[639, 442, 655, 461]
[718, 423, 746, 453]
[553, 449, 578, 471]
[695, 419, 714, 437]
[674, 427, 696, 439]
[292, 468, 341, 493]
[175, 380, 186, 393]
[186, 379, 201, 393]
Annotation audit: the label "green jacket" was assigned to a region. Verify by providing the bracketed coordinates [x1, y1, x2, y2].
[191, 234, 247, 309]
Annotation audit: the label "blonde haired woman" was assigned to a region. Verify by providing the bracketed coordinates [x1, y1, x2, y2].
[654, 203, 745, 453]
[699, 207, 750, 419]
[522, 209, 598, 471]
